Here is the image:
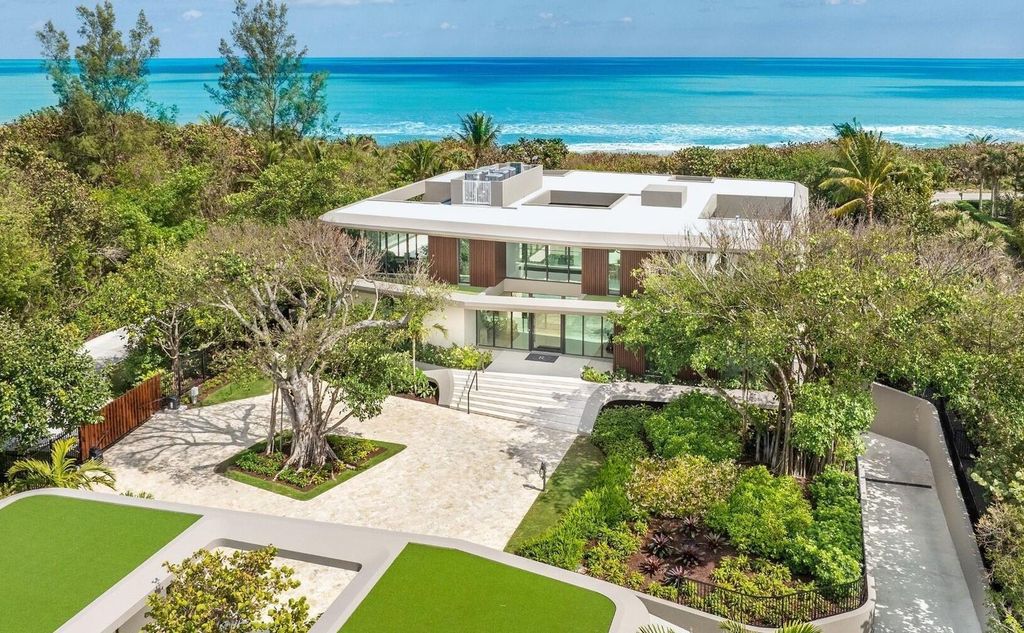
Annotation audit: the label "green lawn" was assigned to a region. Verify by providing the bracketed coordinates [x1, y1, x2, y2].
[222, 440, 406, 500]
[202, 374, 274, 406]
[0, 495, 199, 633]
[339, 544, 616, 633]
[506, 437, 606, 551]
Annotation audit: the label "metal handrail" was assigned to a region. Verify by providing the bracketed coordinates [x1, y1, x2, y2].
[465, 369, 480, 414]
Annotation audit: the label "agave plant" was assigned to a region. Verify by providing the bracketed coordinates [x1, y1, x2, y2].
[662, 565, 687, 588]
[679, 514, 702, 539]
[645, 532, 674, 559]
[676, 544, 702, 568]
[639, 555, 664, 577]
[705, 532, 727, 553]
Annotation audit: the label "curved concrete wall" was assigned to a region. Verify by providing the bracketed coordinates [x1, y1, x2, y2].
[868, 383, 991, 626]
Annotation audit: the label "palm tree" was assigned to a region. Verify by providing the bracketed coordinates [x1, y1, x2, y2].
[967, 133, 995, 211]
[396, 141, 448, 182]
[6, 437, 115, 492]
[199, 111, 233, 128]
[832, 118, 863, 140]
[458, 112, 501, 167]
[821, 130, 903, 225]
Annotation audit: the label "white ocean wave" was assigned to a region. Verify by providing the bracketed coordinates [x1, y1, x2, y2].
[336, 121, 1024, 149]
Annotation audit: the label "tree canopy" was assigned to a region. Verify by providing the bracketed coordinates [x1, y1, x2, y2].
[208, 0, 329, 141]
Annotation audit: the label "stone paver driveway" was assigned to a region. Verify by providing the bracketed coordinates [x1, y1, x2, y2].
[103, 395, 575, 550]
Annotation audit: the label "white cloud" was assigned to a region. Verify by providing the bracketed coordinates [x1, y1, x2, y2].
[439, 21, 457, 30]
[620, 16, 634, 23]
[181, 9, 202, 21]
[539, 12, 554, 19]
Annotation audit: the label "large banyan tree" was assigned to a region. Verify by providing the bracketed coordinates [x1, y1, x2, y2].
[615, 211, 1002, 477]
[197, 220, 443, 470]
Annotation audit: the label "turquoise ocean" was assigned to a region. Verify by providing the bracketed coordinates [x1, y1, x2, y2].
[1, 57, 1022, 150]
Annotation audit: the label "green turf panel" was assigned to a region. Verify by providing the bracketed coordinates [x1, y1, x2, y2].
[0, 495, 200, 633]
[339, 543, 616, 633]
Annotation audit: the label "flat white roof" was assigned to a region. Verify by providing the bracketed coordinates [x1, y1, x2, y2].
[321, 169, 805, 251]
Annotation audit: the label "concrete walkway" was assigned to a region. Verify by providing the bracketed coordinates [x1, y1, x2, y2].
[862, 433, 983, 633]
[103, 395, 576, 550]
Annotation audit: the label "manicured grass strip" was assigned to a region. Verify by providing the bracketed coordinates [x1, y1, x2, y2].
[339, 544, 616, 633]
[223, 441, 405, 501]
[202, 375, 274, 406]
[506, 437, 606, 552]
[0, 495, 199, 633]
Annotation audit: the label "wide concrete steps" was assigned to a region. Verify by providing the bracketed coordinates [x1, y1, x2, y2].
[448, 370, 598, 434]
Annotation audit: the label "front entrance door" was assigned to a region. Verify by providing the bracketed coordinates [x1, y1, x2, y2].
[530, 313, 563, 352]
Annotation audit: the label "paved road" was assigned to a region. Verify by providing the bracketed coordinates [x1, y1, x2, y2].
[862, 433, 983, 633]
[81, 327, 130, 369]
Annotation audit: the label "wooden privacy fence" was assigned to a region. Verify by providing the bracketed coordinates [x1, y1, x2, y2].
[79, 375, 163, 459]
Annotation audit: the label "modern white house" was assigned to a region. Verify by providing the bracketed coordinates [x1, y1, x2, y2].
[321, 164, 809, 374]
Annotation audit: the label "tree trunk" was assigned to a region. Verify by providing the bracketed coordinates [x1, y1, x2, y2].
[264, 385, 279, 456]
[277, 373, 333, 470]
[865, 193, 875, 226]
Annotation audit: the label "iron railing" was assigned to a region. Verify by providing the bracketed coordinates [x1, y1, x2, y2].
[676, 574, 868, 627]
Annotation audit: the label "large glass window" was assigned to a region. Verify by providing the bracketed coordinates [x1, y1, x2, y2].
[480, 310, 612, 358]
[361, 231, 428, 272]
[508, 243, 583, 284]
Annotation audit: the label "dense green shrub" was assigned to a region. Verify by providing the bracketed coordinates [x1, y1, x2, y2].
[707, 466, 813, 560]
[516, 488, 607, 569]
[328, 435, 376, 465]
[232, 434, 379, 490]
[626, 455, 739, 519]
[643, 392, 743, 461]
[584, 541, 629, 585]
[785, 466, 864, 588]
[591, 405, 654, 460]
[977, 503, 1024, 627]
[417, 343, 493, 370]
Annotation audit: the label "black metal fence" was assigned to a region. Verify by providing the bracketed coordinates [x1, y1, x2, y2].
[677, 574, 868, 628]
[0, 427, 79, 483]
[933, 397, 990, 527]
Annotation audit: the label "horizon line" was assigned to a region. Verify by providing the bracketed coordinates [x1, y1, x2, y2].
[1, 55, 1023, 62]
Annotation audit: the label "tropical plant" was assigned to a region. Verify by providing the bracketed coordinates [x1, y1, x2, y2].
[821, 130, 903, 224]
[395, 140, 448, 181]
[208, 0, 329, 141]
[6, 437, 115, 492]
[143, 546, 313, 632]
[198, 111, 233, 128]
[967, 133, 995, 210]
[457, 112, 501, 167]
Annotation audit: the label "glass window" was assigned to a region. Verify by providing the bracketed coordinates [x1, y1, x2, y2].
[608, 250, 621, 296]
[476, 311, 494, 347]
[564, 315, 584, 356]
[493, 311, 512, 348]
[512, 312, 530, 349]
[459, 239, 471, 285]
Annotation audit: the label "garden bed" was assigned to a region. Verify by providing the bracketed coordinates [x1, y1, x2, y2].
[514, 394, 867, 627]
[220, 432, 405, 501]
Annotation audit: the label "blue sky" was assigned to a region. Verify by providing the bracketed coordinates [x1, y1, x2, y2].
[0, 0, 1021, 58]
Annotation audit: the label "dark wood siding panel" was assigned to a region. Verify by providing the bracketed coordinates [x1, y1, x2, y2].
[581, 248, 609, 295]
[612, 325, 646, 375]
[469, 240, 506, 288]
[428, 236, 459, 284]
[620, 250, 652, 296]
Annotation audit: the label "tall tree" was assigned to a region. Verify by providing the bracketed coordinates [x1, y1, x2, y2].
[197, 220, 443, 469]
[208, 0, 329, 141]
[0, 315, 109, 449]
[821, 130, 902, 225]
[458, 112, 501, 168]
[967, 133, 995, 211]
[37, 1, 160, 115]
